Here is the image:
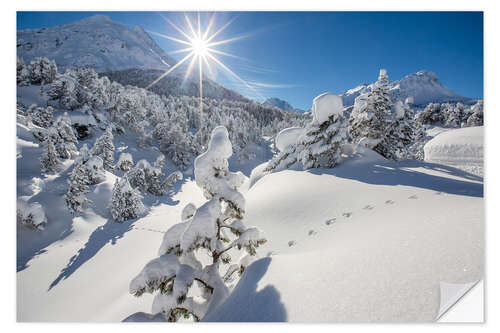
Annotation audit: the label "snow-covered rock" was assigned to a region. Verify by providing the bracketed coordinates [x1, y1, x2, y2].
[424, 126, 483, 176]
[17, 14, 177, 72]
[311, 93, 344, 124]
[340, 70, 473, 107]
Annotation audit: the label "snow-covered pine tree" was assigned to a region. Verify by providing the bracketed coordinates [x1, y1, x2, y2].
[348, 69, 396, 159]
[65, 162, 91, 215]
[154, 154, 166, 170]
[116, 153, 134, 172]
[48, 75, 80, 110]
[64, 155, 106, 215]
[40, 137, 61, 174]
[17, 57, 31, 86]
[265, 93, 348, 172]
[28, 57, 57, 85]
[129, 126, 266, 322]
[297, 93, 348, 169]
[90, 127, 115, 171]
[108, 177, 146, 222]
[126, 159, 181, 196]
[467, 100, 484, 127]
[389, 100, 415, 160]
[27, 104, 54, 128]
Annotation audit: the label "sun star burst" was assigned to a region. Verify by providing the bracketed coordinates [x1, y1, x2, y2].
[146, 13, 263, 141]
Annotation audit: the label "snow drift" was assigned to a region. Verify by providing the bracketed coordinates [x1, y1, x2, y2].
[424, 126, 483, 177]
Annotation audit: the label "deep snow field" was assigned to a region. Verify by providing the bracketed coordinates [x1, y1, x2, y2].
[16, 86, 483, 322]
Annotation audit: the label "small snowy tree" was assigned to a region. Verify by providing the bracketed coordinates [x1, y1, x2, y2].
[126, 159, 181, 196]
[129, 126, 266, 322]
[108, 177, 146, 222]
[40, 137, 61, 174]
[466, 100, 484, 127]
[48, 75, 80, 110]
[349, 69, 396, 159]
[266, 93, 348, 171]
[27, 104, 53, 128]
[389, 100, 415, 160]
[65, 155, 106, 215]
[17, 201, 47, 230]
[90, 127, 115, 171]
[116, 153, 134, 171]
[17, 57, 31, 86]
[154, 154, 166, 170]
[28, 57, 57, 85]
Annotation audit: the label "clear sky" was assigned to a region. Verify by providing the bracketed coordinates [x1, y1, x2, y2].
[17, 11, 483, 110]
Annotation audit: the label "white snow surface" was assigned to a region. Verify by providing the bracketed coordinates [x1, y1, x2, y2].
[424, 126, 483, 177]
[274, 127, 305, 152]
[312, 93, 344, 124]
[206, 153, 483, 322]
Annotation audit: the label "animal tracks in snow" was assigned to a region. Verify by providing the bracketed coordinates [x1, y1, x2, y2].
[363, 205, 374, 210]
[325, 218, 336, 226]
[342, 212, 352, 218]
[408, 194, 418, 199]
[385, 200, 395, 205]
[288, 240, 297, 247]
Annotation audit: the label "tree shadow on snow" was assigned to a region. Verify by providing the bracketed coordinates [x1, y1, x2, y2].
[47, 217, 139, 291]
[17, 164, 76, 272]
[203, 257, 287, 322]
[308, 159, 483, 198]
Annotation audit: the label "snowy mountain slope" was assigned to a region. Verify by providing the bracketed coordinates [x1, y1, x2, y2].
[102, 68, 249, 102]
[206, 149, 483, 322]
[264, 97, 303, 113]
[340, 70, 473, 107]
[424, 126, 483, 177]
[17, 15, 177, 73]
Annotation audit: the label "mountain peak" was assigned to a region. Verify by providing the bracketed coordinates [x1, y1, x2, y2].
[80, 14, 113, 23]
[17, 15, 177, 72]
[340, 69, 471, 107]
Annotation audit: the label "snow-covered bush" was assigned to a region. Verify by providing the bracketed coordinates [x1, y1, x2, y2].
[26, 104, 54, 128]
[349, 69, 396, 159]
[17, 201, 47, 230]
[90, 127, 115, 171]
[266, 93, 348, 171]
[129, 126, 266, 322]
[116, 153, 134, 171]
[126, 159, 182, 196]
[108, 177, 146, 222]
[40, 137, 61, 174]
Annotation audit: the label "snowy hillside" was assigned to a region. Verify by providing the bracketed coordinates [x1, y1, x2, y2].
[264, 97, 303, 113]
[340, 70, 473, 107]
[17, 15, 177, 73]
[102, 68, 248, 102]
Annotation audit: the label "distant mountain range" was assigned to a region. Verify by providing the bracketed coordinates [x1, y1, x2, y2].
[263, 97, 303, 113]
[339, 70, 475, 107]
[17, 15, 476, 108]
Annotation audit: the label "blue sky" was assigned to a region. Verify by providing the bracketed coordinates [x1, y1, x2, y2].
[17, 11, 483, 110]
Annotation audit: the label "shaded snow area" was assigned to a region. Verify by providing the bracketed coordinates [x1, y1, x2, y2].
[424, 126, 483, 177]
[206, 154, 483, 322]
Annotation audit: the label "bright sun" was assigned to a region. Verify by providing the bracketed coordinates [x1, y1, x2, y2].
[145, 12, 264, 141]
[191, 37, 208, 56]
